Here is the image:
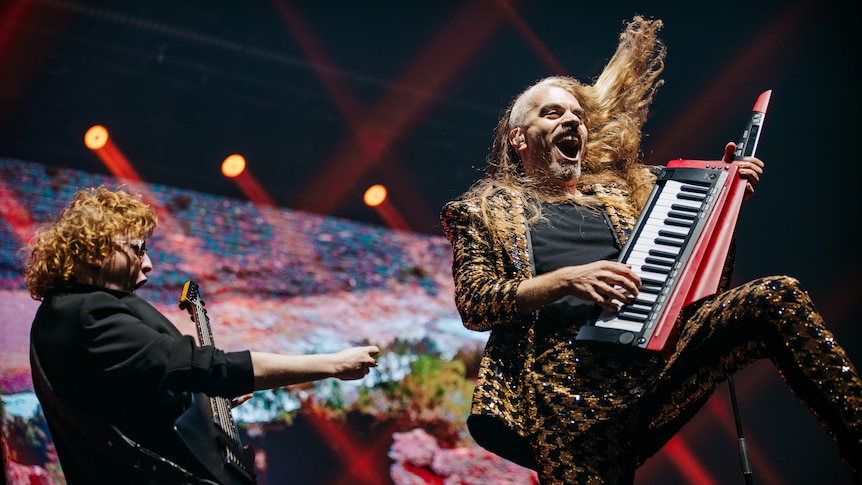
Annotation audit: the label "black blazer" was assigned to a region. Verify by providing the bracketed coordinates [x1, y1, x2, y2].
[30, 284, 254, 484]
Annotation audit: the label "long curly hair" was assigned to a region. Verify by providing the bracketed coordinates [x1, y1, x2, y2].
[23, 186, 157, 300]
[461, 16, 666, 232]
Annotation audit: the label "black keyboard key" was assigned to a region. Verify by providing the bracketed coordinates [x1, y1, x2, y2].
[642, 264, 671, 275]
[644, 256, 674, 267]
[658, 230, 686, 239]
[668, 210, 696, 220]
[656, 237, 684, 247]
[649, 249, 678, 259]
[678, 192, 706, 202]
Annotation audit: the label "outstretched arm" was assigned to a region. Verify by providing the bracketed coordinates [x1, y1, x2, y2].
[250, 345, 379, 390]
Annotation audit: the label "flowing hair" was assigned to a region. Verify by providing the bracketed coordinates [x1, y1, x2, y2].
[22, 186, 157, 300]
[459, 15, 666, 234]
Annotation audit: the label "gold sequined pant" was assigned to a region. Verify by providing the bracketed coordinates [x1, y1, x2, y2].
[530, 276, 862, 484]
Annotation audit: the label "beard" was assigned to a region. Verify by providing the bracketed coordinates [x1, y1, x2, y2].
[549, 159, 580, 182]
[537, 149, 581, 184]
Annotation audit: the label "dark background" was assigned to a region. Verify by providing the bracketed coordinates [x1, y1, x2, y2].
[1, 1, 858, 483]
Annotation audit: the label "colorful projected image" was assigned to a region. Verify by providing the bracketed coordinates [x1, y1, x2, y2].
[0, 157, 538, 484]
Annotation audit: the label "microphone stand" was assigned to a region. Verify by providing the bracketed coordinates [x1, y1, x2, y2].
[728, 377, 754, 484]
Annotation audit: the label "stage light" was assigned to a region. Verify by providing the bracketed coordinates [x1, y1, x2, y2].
[84, 125, 109, 150]
[82, 125, 140, 181]
[222, 154, 274, 206]
[222, 154, 246, 178]
[364, 184, 407, 230]
[363, 184, 387, 207]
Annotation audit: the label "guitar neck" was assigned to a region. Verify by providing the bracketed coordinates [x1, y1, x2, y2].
[189, 300, 241, 448]
[179, 280, 256, 482]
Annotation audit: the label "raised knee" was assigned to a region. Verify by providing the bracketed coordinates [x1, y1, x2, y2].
[759, 275, 805, 295]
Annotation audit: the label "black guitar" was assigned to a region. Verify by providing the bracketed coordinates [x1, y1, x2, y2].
[176, 280, 258, 485]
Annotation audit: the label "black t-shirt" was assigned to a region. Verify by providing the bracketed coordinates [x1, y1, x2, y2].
[529, 202, 620, 339]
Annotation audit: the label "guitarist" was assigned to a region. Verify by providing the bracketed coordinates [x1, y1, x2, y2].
[24, 186, 380, 484]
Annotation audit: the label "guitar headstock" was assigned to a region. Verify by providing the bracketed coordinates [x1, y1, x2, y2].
[179, 280, 205, 316]
[733, 89, 772, 161]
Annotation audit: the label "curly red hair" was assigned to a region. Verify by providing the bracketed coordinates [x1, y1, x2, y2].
[23, 186, 157, 300]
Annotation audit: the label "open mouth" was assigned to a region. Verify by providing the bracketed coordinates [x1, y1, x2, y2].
[555, 134, 581, 160]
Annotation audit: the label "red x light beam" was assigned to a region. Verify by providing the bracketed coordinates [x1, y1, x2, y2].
[302, 409, 395, 485]
[496, 0, 568, 76]
[279, 1, 518, 230]
[649, 3, 809, 164]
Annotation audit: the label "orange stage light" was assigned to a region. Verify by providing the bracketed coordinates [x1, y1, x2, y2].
[84, 124, 109, 150]
[83, 124, 141, 181]
[363, 184, 387, 207]
[222, 154, 274, 206]
[222, 154, 246, 178]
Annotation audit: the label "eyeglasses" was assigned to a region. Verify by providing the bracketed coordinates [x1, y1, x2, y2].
[117, 238, 147, 258]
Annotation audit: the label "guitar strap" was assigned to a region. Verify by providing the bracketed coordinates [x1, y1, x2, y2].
[28, 339, 218, 485]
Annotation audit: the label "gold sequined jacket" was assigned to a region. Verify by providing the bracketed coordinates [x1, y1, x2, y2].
[440, 179, 651, 468]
